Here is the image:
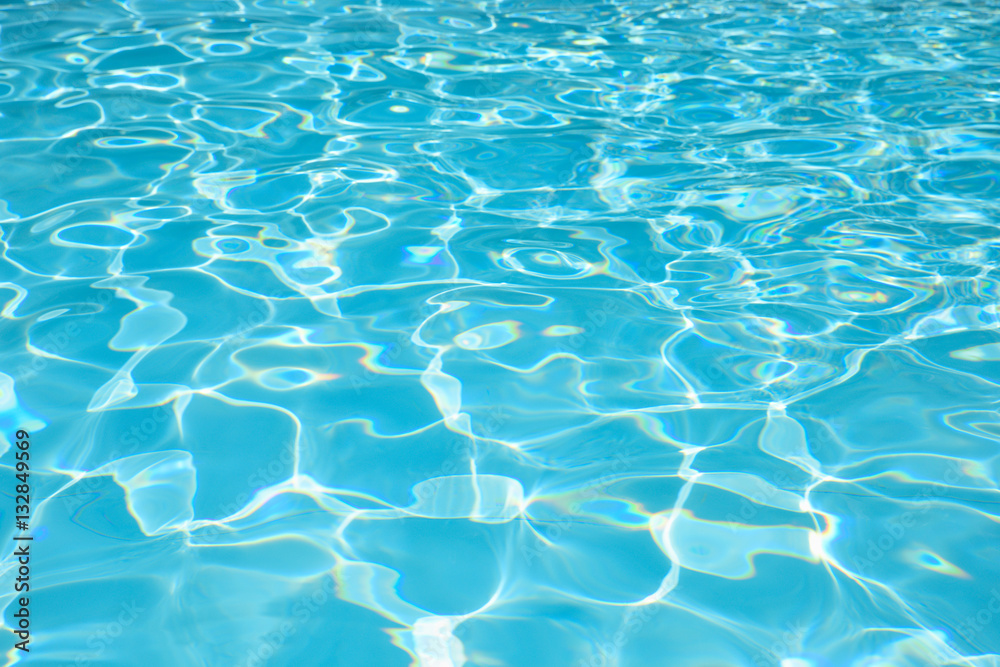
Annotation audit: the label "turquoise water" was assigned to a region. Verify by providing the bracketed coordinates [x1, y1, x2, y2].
[2, 0, 1000, 664]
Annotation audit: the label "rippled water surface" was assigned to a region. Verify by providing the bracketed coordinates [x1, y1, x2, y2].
[2, 0, 1000, 665]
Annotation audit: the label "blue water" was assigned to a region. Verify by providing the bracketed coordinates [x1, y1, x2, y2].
[2, 0, 1000, 665]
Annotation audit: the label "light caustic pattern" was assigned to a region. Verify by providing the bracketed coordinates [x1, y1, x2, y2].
[1, 0, 1000, 665]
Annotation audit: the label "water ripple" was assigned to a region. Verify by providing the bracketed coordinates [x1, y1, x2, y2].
[2, 0, 1000, 665]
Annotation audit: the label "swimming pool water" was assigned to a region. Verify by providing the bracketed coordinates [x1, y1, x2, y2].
[2, 0, 1000, 665]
